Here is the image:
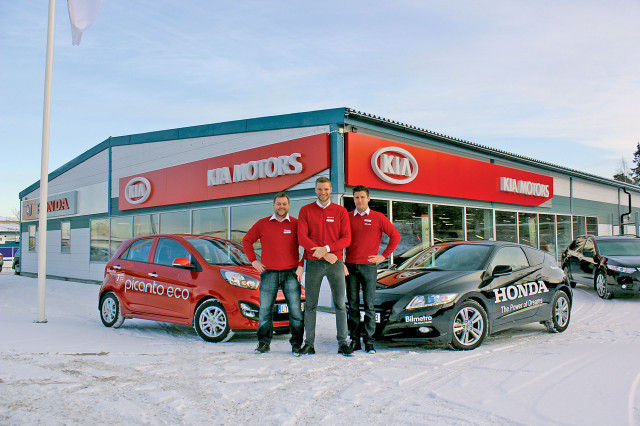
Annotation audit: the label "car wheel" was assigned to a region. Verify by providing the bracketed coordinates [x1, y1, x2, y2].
[544, 291, 571, 333]
[194, 299, 233, 342]
[594, 271, 613, 299]
[563, 265, 575, 288]
[450, 300, 487, 350]
[99, 292, 125, 328]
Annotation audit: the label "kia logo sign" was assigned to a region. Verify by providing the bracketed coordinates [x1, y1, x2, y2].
[371, 147, 418, 184]
[124, 177, 152, 204]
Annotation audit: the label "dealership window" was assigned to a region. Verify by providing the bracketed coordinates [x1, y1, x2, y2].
[556, 215, 573, 262]
[538, 214, 555, 256]
[193, 208, 227, 238]
[495, 211, 517, 242]
[230, 202, 271, 242]
[573, 216, 587, 238]
[160, 210, 189, 234]
[344, 197, 391, 258]
[465, 208, 494, 241]
[90, 218, 110, 261]
[391, 201, 431, 256]
[433, 205, 464, 244]
[110, 217, 133, 258]
[133, 214, 159, 237]
[518, 212, 538, 247]
[61, 221, 71, 253]
[28, 224, 36, 252]
[288, 198, 315, 218]
[586, 217, 598, 235]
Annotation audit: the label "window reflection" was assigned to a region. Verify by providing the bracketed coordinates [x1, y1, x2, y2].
[495, 211, 517, 242]
[466, 208, 493, 241]
[518, 212, 538, 247]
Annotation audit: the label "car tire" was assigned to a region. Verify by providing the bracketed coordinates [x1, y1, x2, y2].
[14, 265, 20, 275]
[99, 292, 125, 328]
[449, 300, 487, 350]
[194, 299, 233, 342]
[594, 271, 613, 299]
[563, 265, 575, 288]
[544, 291, 571, 333]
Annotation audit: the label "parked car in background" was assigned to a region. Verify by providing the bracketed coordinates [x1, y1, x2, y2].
[561, 235, 640, 299]
[99, 234, 303, 342]
[369, 241, 572, 350]
[12, 248, 20, 275]
[0, 253, 3, 272]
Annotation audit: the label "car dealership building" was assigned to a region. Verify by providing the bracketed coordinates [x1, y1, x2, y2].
[19, 107, 640, 283]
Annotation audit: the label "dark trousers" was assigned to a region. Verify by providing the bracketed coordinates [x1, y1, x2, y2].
[257, 268, 304, 347]
[303, 259, 348, 346]
[346, 262, 378, 344]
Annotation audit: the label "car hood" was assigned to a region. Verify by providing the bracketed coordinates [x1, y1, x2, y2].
[605, 256, 640, 267]
[377, 269, 481, 295]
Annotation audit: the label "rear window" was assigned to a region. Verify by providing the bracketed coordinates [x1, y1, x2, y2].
[120, 238, 154, 262]
[523, 246, 545, 265]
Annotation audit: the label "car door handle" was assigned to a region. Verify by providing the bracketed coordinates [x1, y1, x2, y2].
[112, 265, 121, 270]
[148, 273, 158, 278]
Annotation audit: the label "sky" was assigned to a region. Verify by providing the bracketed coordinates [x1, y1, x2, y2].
[1, 0, 639, 218]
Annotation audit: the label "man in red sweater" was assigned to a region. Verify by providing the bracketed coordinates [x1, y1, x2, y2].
[242, 192, 304, 355]
[297, 177, 353, 356]
[345, 185, 400, 354]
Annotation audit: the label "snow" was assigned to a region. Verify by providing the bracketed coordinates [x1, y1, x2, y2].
[2, 272, 640, 425]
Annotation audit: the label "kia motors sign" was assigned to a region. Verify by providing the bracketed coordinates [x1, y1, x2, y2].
[345, 133, 553, 207]
[371, 146, 418, 184]
[124, 177, 152, 204]
[118, 134, 330, 210]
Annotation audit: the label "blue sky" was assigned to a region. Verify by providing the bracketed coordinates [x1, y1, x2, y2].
[1, 0, 639, 218]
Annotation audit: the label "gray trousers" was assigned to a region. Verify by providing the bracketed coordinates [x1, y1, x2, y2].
[303, 259, 348, 347]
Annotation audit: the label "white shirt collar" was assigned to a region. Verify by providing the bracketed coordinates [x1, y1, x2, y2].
[316, 199, 331, 209]
[354, 208, 370, 216]
[269, 213, 290, 222]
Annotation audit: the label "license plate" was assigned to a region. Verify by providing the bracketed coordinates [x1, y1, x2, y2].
[360, 311, 381, 323]
[277, 304, 288, 314]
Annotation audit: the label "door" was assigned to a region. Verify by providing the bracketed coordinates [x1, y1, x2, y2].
[112, 237, 155, 312]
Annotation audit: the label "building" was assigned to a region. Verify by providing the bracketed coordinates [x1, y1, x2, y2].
[18, 107, 640, 284]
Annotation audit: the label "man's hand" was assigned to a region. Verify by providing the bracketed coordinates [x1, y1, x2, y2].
[251, 260, 265, 273]
[368, 254, 385, 264]
[323, 253, 338, 264]
[295, 265, 304, 282]
[311, 246, 328, 259]
[344, 264, 349, 276]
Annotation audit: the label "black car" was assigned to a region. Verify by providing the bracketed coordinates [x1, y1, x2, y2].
[369, 241, 571, 350]
[561, 235, 640, 299]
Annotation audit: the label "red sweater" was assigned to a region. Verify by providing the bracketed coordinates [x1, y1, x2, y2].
[298, 201, 351, 261]
[345, 209, 401, 264]
[242, 216, 300, 270]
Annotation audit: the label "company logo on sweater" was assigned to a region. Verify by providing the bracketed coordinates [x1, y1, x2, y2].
[371, 147, 419, 185]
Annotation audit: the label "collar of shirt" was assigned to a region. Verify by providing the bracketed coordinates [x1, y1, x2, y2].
[316, 200, 332, 209]
[269, 213, 290, 222]
[354, 208, 370, 216]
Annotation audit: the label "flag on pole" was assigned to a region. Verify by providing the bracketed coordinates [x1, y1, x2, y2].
[67, 0, 103, 46]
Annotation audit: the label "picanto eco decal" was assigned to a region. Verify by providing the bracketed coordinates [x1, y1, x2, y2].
[123, 275, 190, 300]
[124, 177, 152, 205]
[371, 146, 419, 185]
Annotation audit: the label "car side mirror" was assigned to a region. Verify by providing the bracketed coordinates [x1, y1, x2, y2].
[492, 264, 512, 277]
[172, 257, 195, 269]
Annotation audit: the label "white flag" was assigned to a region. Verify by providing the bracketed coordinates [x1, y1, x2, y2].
[67, 0, 103, 46]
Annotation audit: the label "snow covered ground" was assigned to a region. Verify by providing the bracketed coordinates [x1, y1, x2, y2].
[1, 272, 640, 425]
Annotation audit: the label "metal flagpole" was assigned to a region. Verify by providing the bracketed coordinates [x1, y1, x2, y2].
[36, 0, 56, 323]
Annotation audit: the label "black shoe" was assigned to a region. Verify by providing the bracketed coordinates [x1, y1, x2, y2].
[338, 343, 353, 357]
[297, 344, 315, 355]
[349, 339, 362, 352]
[292, 344, 302, 355]
[365, 343, 376, 354]
[255, 342, 270, 354]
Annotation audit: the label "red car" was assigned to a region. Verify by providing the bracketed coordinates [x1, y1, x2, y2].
[99, 234, 302, 342]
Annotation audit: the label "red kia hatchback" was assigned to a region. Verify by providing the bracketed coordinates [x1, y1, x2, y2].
[99, 234, 301, 342]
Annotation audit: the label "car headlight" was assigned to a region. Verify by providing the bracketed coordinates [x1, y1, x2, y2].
[406, 293, 458, 310]
[221, 270, 260, 289]
[607, 265, 637, 274]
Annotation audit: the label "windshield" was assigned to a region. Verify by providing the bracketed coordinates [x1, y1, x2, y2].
[403, 244, 493, 271]
[186, 238, 252, 266]
[596, 239, 640, 256]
